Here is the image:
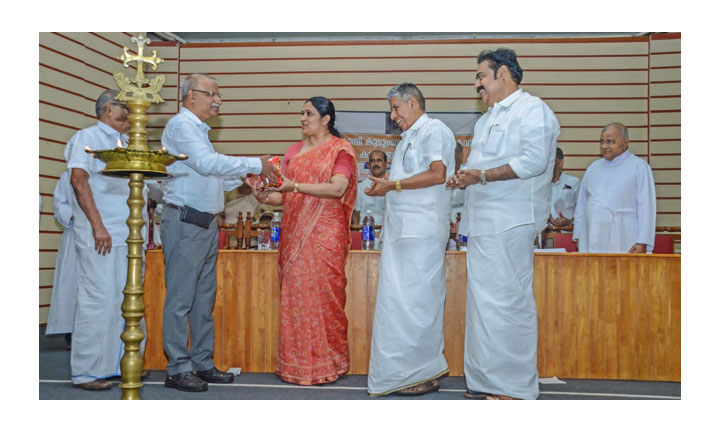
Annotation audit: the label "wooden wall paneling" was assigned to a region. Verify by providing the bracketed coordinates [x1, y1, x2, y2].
[589, 256, 605, 379]
[534, 254, 547, 376]
[546, 254, 561, 377]
[143, 250, 166, 370]
[347, 252, 371, 375]
[559, 255, 577, 378]
[618, 256, 637, 380]
[443, 252, 464, 375]
[234, 249, 251, 371]
[667, 258, 681, 380]
[574, 256, 592, 378]
[215, 248, 233, 371]
[651, 257, 669, 381]
[605, 256, 621, 379]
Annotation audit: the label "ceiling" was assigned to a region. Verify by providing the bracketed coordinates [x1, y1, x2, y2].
[148, 32, 649, 44]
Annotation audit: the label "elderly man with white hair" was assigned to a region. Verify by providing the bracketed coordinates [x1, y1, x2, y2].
[365, 83, 455, 397]
[65, 89, 148, 391]
[573, 122, 657, 253]
[160, 73, 277, 392]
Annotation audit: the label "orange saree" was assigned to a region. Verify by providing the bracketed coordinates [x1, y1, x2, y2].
[276, 136, 358, 385]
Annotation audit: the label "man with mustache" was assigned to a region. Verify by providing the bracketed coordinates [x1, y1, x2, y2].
[64, 89, 148, 390]
[572, 123, 656, 253]
[352, 150, 388, 245]
[161, 73, 277, 392]
[448, 48, 559, 400]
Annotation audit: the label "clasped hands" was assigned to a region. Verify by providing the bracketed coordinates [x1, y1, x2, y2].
[446, 169, 482, 189]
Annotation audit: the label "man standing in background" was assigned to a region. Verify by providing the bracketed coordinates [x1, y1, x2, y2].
[573, 122, 656, 253]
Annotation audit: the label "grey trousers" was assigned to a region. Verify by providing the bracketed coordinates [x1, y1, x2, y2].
[161, 206, 219, 375]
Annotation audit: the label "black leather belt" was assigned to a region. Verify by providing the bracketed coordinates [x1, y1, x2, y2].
[166, 203, 220, 217]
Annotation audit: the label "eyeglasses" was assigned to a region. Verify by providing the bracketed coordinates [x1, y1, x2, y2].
[110, 102, 130, 113]
[191, 88, 222, 99]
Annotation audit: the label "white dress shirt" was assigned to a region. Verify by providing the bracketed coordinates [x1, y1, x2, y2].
[385, 113, 455, 243]
[550, 172, 581, 219]
[162, 108, 262, 214]
[65, 121, 147, 247]
[354, 177, 386, 223]
[461, 89, 559, 236]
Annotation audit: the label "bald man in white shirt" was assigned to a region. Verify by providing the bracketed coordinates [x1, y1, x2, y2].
[448, 48, 559, 400]
[572, 123, 656, 253]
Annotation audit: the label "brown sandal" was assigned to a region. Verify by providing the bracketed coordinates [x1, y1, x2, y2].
[464, 390, 519, 400]
[74, 379, 113, 391]
[396, 379, 440, 396]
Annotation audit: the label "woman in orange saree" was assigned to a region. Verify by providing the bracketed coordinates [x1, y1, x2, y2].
[250, 97, 357, 385]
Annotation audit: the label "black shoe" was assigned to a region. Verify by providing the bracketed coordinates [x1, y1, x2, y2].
[196, 367, 235, 384]
[165, 372, 208, 392]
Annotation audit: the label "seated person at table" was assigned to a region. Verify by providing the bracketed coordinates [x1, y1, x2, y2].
[547, 147, 580, 228]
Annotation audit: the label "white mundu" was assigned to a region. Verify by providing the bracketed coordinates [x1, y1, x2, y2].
[45, 171, 78, 336]
[462, 88, 558, 400]
[550, 172, 580, 219]
[367, 113, 455, 395]
[64, 121, 148, 385]
[573, 150, 656, 253]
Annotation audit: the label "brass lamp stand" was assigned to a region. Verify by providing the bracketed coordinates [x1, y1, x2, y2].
[85, 33, 186, 400]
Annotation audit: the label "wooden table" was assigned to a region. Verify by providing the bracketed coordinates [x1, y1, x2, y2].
[143, 250, 680, 382]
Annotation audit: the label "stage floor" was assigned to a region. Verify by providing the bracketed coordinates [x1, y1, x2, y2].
[39, 330, 680, 400]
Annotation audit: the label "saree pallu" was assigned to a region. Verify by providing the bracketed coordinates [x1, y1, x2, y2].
[276, 137, 357, 385]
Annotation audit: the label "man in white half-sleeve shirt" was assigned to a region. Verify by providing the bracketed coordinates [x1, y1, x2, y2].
[448, 48, 559, 400]
[161, 73, 277, 392]
[65, 89, 149, 391]
[572, 122, 656, 253]
[352, 149, 387, 248]
[548, 147, 580, 228]
[365, 83, 455, 396]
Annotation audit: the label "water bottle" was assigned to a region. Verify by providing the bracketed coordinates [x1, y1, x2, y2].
[362, 210, 375, 250]
[270, 212, 281, 250]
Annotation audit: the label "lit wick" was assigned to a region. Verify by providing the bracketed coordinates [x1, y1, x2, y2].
[117, 139, 123, 148]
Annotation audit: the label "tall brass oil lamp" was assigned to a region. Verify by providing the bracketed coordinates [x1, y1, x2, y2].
[85, 32, 186, 400]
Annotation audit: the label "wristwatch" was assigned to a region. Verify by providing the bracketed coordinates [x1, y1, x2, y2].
[479, 170, 488, 185]
[293, 183, 300, 193]
[395, 180, 402, 192]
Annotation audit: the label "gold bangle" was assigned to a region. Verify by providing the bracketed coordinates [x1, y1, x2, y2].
[293, 182, 300, 194]
[395, 180, 402, 192]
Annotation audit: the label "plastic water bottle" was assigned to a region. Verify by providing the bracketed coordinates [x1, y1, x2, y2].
[270, 212, 281, 250]
[362, 210, 375, 250]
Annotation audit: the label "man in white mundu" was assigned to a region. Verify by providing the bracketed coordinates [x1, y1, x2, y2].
[64, 89, 149, 391]
[448, 49, 559, 400]
[365, 83, 455, 396]
[573, 123, 656, 253]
